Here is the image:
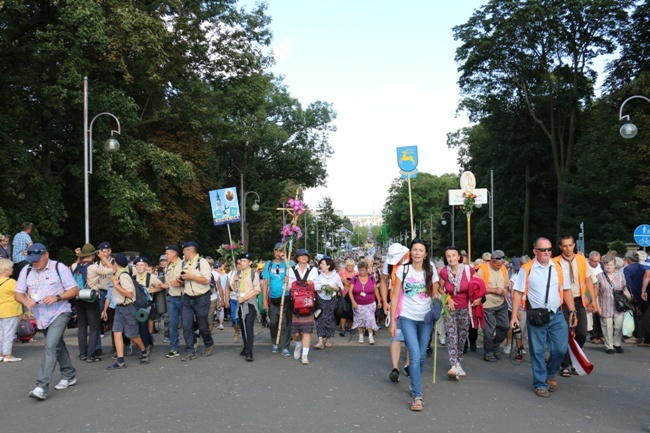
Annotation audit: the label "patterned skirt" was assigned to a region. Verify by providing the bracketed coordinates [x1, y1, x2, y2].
[315, 297, 337, 338]
[352, 303, 378, 331]
[291, 310, 314, 334]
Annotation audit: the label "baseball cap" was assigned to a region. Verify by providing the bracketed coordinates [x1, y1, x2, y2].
[26, 243, 48, 262]
[491, 250, 506, 261]
[274, 242, 284, 251]
[98, 241, 111, 250]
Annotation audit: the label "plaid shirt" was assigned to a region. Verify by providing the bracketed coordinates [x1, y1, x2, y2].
[11, 230, 32, 263]
[15, 260, 77, 329]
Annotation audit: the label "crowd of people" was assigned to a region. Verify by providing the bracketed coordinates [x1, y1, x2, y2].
[0, 223, 649, 410]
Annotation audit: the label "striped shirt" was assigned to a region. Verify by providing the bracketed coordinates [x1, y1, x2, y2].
[12, 231, 32, 263]
[15, 260, 77, 329]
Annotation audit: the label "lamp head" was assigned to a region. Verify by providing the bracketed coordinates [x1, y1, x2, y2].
[251, 201, 260, 212]
[104, 135, 120, 152]
[441, 219, 447, 226]
[620, 122, 638, 139]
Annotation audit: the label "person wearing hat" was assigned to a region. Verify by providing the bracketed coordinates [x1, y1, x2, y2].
[475, 249, 510, 362]
[288, 248, 318, 365]
[132, 257, 163, 354]
[209, 261, 226, 333]
[71, 243, 114, 363]
[261, 242, 295, 356]
[158, 245, 184, 358]
[178, 241, 214, 361]
[14, 243, 79, 400]
[227, 252, 261, 361]
[379, 243, 411, 383]
[94, 241, 114, 354]
[107, 254, 150, 369]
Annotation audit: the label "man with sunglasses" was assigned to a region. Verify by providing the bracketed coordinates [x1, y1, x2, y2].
[511, 238, 577, 398]
[262, 243, 294, 356]
[553, 235, 598, 377]
[14, 243, 79, 401]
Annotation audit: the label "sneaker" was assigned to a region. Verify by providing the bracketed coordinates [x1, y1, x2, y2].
[126, 344, 133, 356]
[78, 355, 87, 361]
[2, 356, 22, 362]
[504, 345, 511, 355]
[521, 348, 527, 355]
[181, 353, 196, 362]
[350, 329, 356, 336]
[218, 324, 224, 330]
[281, 349, 291, 357]
[389, 368, 400, 383]
[447, 365, 460, 380]
[202, 346, 213, 357]
[455, 363, 466, 377]
[494, 351, 502, 360]
[85, 356, 102, 363]
[358, 335, 364, 344]
[515, 348, 524, 361]
[166, 350, 180, 358]
[163, 337, 170, 343]
[28, 387, 46, 401]
[140, 352, 149, 364]
[54, 378, 77, 390]
[483, 353, 498, 362]
[301, 355, 309, 365]
[106, 362, 127, 370]
[293, 346, 301, 360]
[368, 334, 375, 345]
[404, 365, 410, 377]
[339, 330, 346, 337]
[271, 345, 279, 353]
[439, 336, 446, 346]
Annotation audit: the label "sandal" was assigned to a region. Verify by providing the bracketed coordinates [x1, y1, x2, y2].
[411, 398, 423, 411]
[314, 343, 324, 350]
[590, 338, 601, 344]
[560, 368, 571, 378]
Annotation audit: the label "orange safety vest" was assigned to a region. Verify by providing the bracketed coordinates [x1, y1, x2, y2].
[475, 262, 508, 289]
[520, 259, 564, 310]
[552, 253, 589, 307]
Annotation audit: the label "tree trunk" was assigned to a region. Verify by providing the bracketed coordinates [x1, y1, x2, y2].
[523, 161, 530, 254]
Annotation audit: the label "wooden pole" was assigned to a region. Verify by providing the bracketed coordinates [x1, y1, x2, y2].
[467, 215, 472, 263]
[407, 175, 415, 238]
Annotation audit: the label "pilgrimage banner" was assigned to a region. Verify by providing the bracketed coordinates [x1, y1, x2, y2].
[209, 187, 241, 226]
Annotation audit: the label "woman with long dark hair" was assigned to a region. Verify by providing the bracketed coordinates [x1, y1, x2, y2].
[388, 238, 439, 411]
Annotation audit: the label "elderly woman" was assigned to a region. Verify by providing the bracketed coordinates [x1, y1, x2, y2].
[596, 254, 628, 354]
[0, 234, 11, 260]
[349, 261, 381, 344]
[438, 246, 476, 380]
[314, 257, 343, 349]
[0, 258, 22, 362]
[338, 258, 357, 336]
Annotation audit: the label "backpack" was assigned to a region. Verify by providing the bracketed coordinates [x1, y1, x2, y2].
[17, 316, 37, 342]
[72, 262, 91, 290]
[290, 267, 315, 316]
[129, 272, 152, 309]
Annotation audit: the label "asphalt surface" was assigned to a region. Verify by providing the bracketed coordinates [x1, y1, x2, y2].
[1, 322, 649, 433]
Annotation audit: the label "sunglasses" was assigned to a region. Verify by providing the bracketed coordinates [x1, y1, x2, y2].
[27, 249, 47, 255]
[535, 248, 553, 253]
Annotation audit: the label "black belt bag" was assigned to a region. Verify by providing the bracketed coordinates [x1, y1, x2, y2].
[526, 266, 552, 326]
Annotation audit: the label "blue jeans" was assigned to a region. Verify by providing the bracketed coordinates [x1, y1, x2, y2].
[527, 309, 568, 390]
[37, 313, 76, 392]
[182, 293, 213, 354]
[96, 290, 107, 351]
[167, 296, 183, 352]
[400, 317, 433, 399]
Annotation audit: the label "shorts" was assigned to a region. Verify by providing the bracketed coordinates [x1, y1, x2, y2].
[390, 319, 404, 342]
[208, 298, 221, 322]
[113, 305, 140, 339]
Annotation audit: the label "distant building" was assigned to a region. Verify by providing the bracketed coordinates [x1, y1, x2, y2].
[346, 214, 383, 228]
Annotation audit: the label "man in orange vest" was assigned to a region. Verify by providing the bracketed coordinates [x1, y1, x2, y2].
[511, 237, 577, 398]
[553, 235, 598, 377]
[475, 249, 509, 362]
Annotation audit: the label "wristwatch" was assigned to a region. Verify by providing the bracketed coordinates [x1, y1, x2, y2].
[56, 294, 61, 301]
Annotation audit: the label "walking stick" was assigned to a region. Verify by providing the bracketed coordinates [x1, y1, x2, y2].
[276, 238, 293, 346]
[433, 319, 438, 384]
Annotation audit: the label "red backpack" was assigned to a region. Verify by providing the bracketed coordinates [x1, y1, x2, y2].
[290, 267, 315, 316]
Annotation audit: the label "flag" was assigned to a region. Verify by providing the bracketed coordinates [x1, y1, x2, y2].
[568, 335, 593, 375]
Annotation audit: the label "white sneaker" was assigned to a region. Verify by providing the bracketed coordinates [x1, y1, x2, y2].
[358, 335, 364, 344]
[368, 334, 375, 345]
[301, 355, 309, 365]
[54, 378, 77, 390]
[455, 363, 466, 377]
[293, 346, 301, 360]
[29, 386, 46, 400]
[3, 356, 21, 362]
[439, 336, 446, 346]
[504, 345, 511, 355]
[218, 324, 224, 330]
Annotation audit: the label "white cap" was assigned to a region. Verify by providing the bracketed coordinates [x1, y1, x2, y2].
[386, 243, 409, 265]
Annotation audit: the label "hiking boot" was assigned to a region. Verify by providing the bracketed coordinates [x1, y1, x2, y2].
[389, 368, 400, 383]
[180, 353, 196, 362]
[202, 345, 213, 357]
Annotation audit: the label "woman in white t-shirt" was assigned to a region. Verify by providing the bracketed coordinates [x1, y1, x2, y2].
[388, 239, 439, 412]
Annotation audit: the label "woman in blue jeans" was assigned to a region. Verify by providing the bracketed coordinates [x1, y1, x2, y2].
[389, 238, 439, 411]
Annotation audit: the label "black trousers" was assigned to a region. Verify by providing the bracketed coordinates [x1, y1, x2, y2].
[75, 299, 101, 358]
[238, 303, 257, 355]
[561, 297, 588, 369]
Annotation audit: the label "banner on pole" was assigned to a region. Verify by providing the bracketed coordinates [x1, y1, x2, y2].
[396, 145, 418, 179]
[448, 188, 488, 206]
[209, 187, 241, 226]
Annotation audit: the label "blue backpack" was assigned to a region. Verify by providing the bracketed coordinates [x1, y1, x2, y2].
[72, 262, 91, 290]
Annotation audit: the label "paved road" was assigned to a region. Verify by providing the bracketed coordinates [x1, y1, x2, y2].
[1, 324, 648, 433]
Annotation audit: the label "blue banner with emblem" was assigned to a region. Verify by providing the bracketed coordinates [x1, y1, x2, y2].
[209, 187, 241, 226]
[397, 145, 418, 179]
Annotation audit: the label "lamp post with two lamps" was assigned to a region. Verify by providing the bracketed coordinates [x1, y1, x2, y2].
[619, 95, 650, 139]
[84, 77, 121, 244]
[441, 210, 455, 246]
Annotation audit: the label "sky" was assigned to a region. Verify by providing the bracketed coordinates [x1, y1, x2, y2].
[242, 0, 488, 215]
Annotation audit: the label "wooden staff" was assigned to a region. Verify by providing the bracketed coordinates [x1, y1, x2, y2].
[276, 238, 293, 346]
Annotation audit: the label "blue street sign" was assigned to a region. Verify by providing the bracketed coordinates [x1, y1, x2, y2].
[633, 224, 650, 247]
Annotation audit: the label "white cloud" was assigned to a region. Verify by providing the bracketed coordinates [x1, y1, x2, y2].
[272, 39, 290, 62]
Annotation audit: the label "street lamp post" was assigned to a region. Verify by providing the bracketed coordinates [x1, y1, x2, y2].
[307, 222, 318, 254]
[84, 77, 121, 244]
[241, 188, 260, 247]
[619, 95, 650, 139]
[441, 210, 455, 246]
